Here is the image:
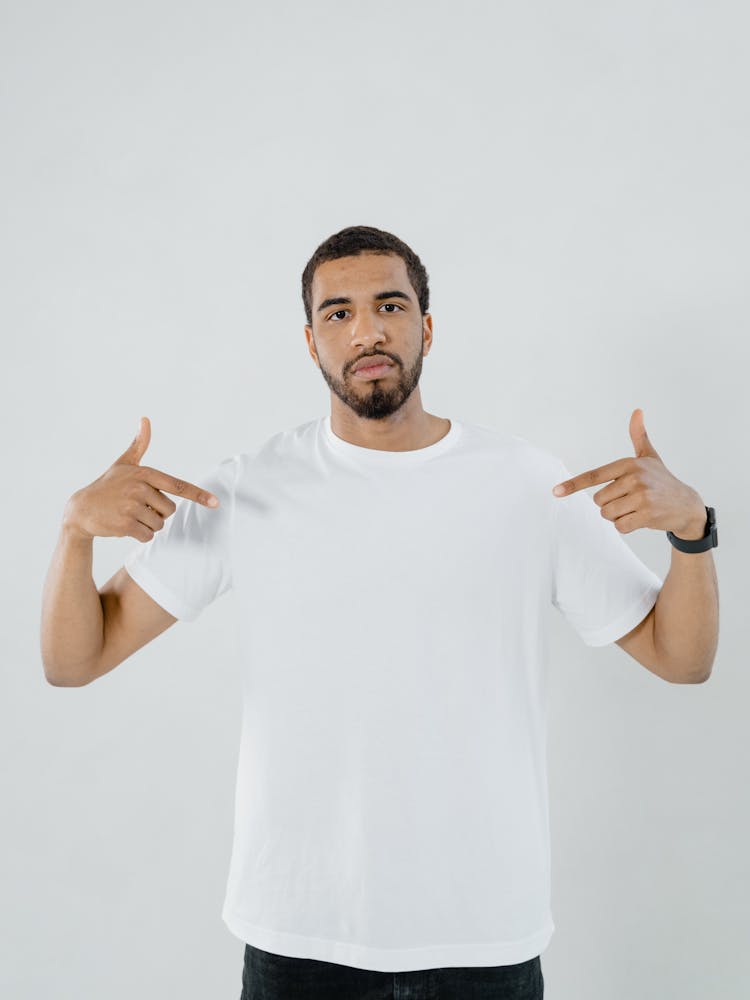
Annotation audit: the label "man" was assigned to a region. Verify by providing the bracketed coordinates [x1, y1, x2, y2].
[41, 225, 718, 1000]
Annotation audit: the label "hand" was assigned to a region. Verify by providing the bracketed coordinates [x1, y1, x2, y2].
[63, 417, 220, 543]
[551, 408, 707, 540]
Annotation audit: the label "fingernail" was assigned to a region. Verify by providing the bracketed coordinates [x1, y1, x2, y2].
[207, 495, 219, 507]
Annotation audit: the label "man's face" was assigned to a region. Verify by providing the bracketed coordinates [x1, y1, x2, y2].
[304, 252, 433, 420]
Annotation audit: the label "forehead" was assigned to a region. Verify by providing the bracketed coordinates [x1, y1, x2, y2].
[311, 252, 410, 301]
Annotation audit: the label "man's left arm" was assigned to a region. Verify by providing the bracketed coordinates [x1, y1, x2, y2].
[553, 407, 719, 684]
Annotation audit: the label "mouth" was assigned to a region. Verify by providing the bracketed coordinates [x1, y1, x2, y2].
[352, 363, 395, 380]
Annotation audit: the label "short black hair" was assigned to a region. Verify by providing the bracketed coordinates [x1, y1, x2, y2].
[301, 225, 430, 326]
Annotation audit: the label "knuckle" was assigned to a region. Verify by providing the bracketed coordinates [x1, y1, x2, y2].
[173, 479, 187, 495]
[144, 503, 164, 525]
[154, 490, 176, 516]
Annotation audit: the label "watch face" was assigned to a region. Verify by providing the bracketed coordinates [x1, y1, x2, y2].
[707, 507, 718, 546]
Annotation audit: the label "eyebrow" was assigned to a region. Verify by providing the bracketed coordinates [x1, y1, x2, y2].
[316, 289, 412, 314]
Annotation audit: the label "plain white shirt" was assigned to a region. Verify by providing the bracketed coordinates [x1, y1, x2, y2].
[124, 415, 663, 972]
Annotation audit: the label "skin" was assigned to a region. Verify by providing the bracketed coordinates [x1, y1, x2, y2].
[304, 251, 451, 452]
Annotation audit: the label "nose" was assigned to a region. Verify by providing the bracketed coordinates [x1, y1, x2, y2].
[350, 311, 387, 345]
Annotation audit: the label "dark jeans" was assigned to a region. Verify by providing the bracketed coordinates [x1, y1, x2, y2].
[240, 942, 544, 999]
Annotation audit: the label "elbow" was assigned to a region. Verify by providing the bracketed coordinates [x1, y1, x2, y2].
[688, 655, 716, 684]
[652, 636, 716, 685]
[666, 661, 714, 685]
[42, 661, 94, 687]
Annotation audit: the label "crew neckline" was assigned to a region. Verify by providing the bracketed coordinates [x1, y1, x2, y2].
[322, 414, 462, 465]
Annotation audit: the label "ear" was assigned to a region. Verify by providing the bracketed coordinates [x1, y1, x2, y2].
[304, 325, 320, 367]
[422, 313, 434, 352]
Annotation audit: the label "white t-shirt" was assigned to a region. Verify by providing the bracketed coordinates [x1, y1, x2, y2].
[124, 415, 663, 973]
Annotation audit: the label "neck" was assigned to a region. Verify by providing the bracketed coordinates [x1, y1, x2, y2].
[329, 406, 449, 452]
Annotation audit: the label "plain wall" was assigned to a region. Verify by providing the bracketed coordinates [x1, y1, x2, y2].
[2, 1, 748, 997]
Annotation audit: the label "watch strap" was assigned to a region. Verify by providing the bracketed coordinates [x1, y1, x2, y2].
[666, 506, 718, 552]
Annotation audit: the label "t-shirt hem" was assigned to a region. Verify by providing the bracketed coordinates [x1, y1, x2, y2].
[123, 557, 200, 622]
[581, 581, 662, 647]
[221, 906, 554, 973]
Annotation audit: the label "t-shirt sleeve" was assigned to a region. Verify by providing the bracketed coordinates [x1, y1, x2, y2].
[122, 455, 237, 622]
[550, 459, 664, 646]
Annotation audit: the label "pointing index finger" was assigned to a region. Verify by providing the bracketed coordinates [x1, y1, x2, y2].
[552, 458, 629, 496]
[142, 467, 219, 506]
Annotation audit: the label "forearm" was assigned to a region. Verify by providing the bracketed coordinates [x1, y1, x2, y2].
[40, 513, 104, 687]
[653, 527, 719, 683]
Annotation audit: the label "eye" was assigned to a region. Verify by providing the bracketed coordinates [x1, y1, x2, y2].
[327, 303, 404, 322]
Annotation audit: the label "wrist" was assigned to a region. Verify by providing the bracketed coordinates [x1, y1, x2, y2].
[671, 501, 708, 542]
[61, 522, 94, 545]
[61, 497, 94, 544]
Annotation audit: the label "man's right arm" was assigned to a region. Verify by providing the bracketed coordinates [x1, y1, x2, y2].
[41, 521, 178, 687]
[40, 416, 219, 686]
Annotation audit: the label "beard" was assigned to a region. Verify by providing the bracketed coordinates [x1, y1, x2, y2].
[316, 341, 425, 421]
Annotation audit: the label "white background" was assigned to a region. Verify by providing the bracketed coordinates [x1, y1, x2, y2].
[2, 1, 748, 997]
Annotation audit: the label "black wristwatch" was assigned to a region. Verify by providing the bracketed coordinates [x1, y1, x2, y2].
[666, 506, 718, 552]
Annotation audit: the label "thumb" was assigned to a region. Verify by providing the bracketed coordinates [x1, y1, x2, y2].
[116, 416, 151, 465]
[628, 407, 660, 461]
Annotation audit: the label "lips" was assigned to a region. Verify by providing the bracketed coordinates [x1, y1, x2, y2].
[351, 355, 394, 373]
[353, 364, 394, 380]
